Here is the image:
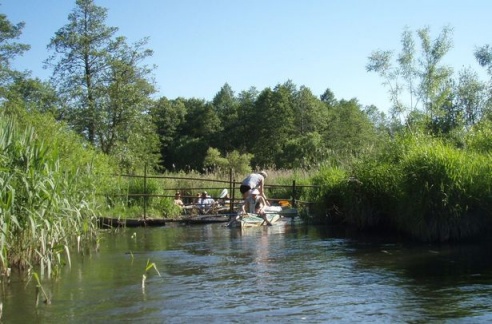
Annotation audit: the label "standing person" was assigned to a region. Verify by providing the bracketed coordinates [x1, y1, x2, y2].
[239, 171, 269, 203]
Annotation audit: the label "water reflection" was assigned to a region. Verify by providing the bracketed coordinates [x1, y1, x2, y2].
[1, 223, 492, 323]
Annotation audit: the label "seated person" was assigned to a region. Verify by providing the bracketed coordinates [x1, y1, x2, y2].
[241, 189, 271, 225]
[242, 189, 267, 215]
[174, 192, 184, 207]
[218, 189, 231, 206]
[197, 191, 215, 213]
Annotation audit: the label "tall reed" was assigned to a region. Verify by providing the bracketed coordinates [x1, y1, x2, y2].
[0, 115, 99, 276]
[313, 132, 492, 242]
[396, 136, 492, 241]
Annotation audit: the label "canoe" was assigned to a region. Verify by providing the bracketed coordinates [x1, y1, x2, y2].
[227, 213, 281, 228]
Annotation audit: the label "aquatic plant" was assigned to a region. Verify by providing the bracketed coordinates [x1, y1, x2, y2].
[0, 114, 100, 275]
[142, 259, 161, 290]
[32, 272, 51, 305]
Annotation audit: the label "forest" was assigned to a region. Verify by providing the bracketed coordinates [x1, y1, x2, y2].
[3, 0, 492, 276]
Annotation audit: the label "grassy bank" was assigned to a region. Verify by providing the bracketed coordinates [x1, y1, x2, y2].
[308, 133, 492, 242]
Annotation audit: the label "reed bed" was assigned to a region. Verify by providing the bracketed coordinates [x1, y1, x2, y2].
[311, 133, 492, 242]
[0, 115, 100, 276]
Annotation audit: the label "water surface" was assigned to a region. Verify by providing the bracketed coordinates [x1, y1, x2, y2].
[2, 222, 492, 323]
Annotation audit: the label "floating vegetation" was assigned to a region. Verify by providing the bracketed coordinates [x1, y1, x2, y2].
[142, 259, 161, 291]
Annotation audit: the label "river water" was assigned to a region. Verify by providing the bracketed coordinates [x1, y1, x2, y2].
[2, 221, 492, 323]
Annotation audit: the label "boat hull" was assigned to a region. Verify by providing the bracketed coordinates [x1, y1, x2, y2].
[228, 213, 281, 228]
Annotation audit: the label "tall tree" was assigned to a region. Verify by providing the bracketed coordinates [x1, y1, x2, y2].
[151, 97, 187, 170]
[367, 25, 454, 133]
[212, 83, 239, 152]
[4, 76, 59, 115]
[45, 0, 117, 145]
[235, 86, 259, 152]
[251, 81, 296, 168]
[0, 12, 30, 99]
[417, 26, 454, 119]
[294, 86, 329, 135]
[45, 0, 158, 171]
[323, 99, 379, 157]
[320, 88, 337, 106]
[454, 68, 488, 127]
[474, 43, 492, 121]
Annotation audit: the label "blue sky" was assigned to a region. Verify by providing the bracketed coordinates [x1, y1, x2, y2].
[1, 0, 491, 113]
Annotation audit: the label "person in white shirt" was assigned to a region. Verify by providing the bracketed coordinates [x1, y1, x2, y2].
[239, 171, 269, 203]
[197, 191, 215, 213]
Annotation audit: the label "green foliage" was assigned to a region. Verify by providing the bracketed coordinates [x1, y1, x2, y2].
[151, 97, 187, 170]
[395, 135, 492, 241]
[45, 0, 159, 173]
[307, 166, 349, 223]
[0, 112, 102, 275]
[204, 147, 253, 176]
[349, 160, 402, 229]
[367, 25, 460, 136]
[0, 12, 30, 97]
[204, 147, 229, 171]
[127, 178, 160, 208]
[314, 131, 492, 242]
[465, 120, 492, 153]
[3, 77, 59, 115]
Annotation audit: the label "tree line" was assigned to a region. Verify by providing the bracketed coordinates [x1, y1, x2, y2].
[3, 2, 492, 176]
[1, 0, 385, 175]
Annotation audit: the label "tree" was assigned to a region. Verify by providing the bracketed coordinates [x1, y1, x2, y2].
[203, 147, 253, 175]
[474, 43, 492, 121]
[45, 0, 158, 171]
[367, 25, 454, 129]
[97, 36, 156, 156]
[417, 26, 454, 120]
[45, 0, 117, 144]
[278, 132, 325, 169]
[250, 81, 297, 168]
[212, 83, 239, 152]
[454, 68, 489, 127]
[0, 12, 30, 99]
[183, 98, 222, 140]
[151, 97, 187, 170]
[3, 76, 59, 115]
[235, 87, 259, 151]
[475, 44, 492, 75]
[323, 99, 379, 158]
[294, 86, 330, 136]
[156, 98, 221, 172]
[320, 88, 337, 106]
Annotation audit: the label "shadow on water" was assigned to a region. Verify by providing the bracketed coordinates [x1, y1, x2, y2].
[1, 222, 492, 323]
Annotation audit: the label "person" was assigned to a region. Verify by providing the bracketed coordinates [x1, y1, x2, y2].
[218, 189, 230, 207]
[197, 191, 215, 213]
[193, 193, 200, 204]
[240, 171, 269, 203]
[242, 189, 271, 225]
[173, 192, 184, 207]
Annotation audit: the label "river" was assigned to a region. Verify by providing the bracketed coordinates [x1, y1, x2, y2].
[2, 221, 492, 323]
